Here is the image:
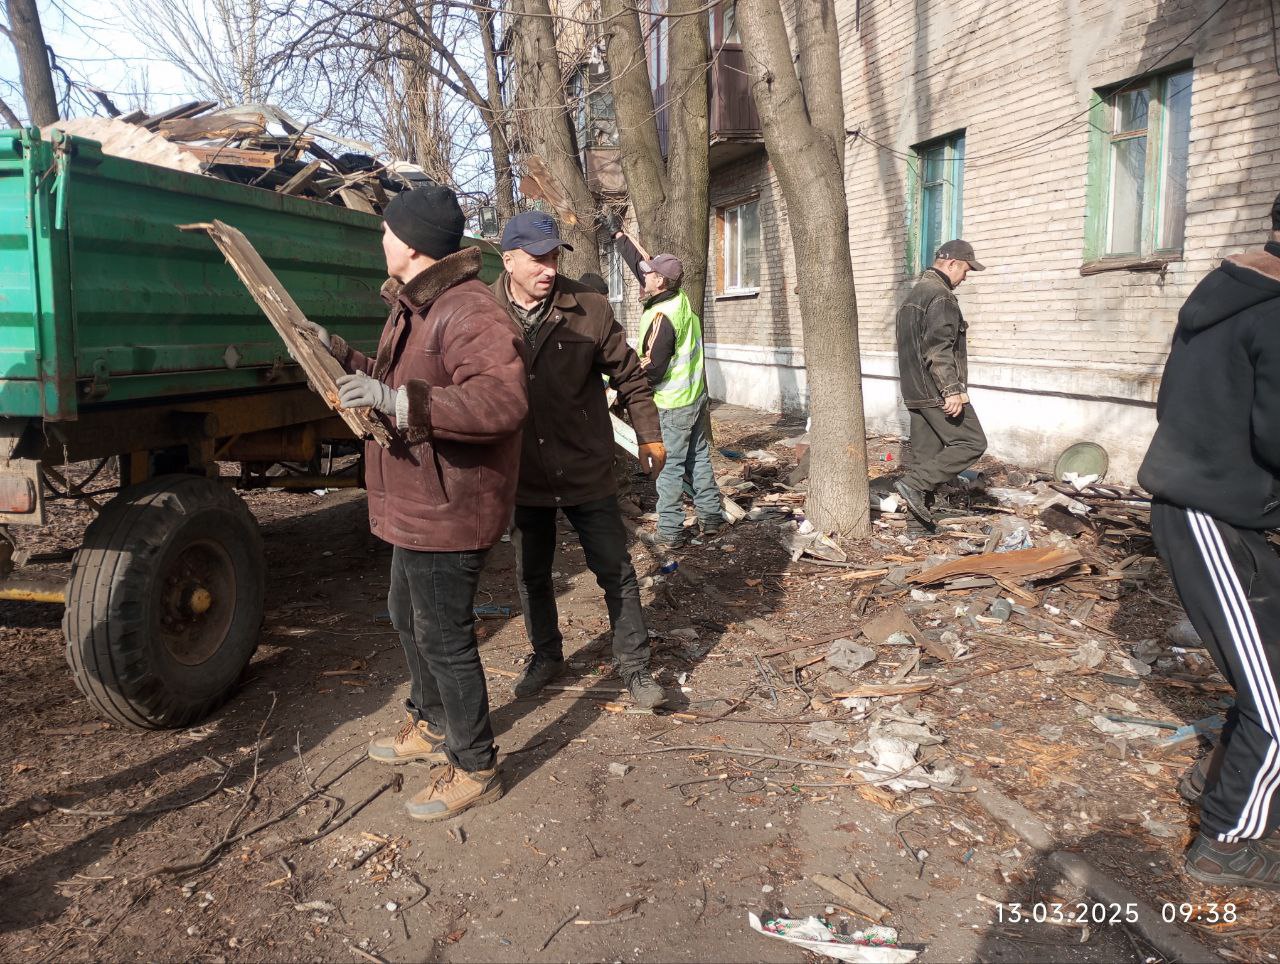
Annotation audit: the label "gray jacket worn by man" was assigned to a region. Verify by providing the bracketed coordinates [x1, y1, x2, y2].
[896, 268, 969, 408]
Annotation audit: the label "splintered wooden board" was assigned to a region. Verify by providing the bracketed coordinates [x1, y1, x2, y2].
[908, 546, 1084, 586]
[180, 219, 392, 449]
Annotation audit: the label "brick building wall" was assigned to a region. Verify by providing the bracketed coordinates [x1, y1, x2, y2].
[695, 0, 1280, 479]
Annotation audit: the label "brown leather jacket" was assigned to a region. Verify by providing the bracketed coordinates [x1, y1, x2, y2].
[331, 248, 528, 551]
[492, 272, 661, 508]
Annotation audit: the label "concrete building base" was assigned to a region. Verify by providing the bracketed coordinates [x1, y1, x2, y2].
[706, 343, 1159, 482]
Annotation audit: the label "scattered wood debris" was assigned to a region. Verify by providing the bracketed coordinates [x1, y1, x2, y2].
[52, 101, 425, 215]
[908, 546, 1084, 588]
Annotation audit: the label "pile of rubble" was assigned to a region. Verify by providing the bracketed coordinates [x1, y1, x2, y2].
[52, 102, 425, 215]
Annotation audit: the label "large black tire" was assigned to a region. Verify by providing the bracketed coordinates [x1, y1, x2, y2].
[63, 475, 265, 729]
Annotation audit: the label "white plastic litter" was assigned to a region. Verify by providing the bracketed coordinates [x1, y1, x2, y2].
[865, 735, 929, 792]
[1061, 471, 1100, 490]
[996, 526, 1033, 552]
[748, 914, 918, 963]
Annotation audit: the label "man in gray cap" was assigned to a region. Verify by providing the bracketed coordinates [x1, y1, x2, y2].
[893, 239, 988, 528]
[493, 211, 669, 709]
[612, 228, 723, 547]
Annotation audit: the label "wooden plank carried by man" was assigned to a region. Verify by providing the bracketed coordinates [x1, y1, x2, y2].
[179, 219, 393, 449]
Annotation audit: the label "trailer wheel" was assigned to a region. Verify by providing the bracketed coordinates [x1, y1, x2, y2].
[63, 475, 265, 729]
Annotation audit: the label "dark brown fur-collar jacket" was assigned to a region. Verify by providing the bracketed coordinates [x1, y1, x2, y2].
[492, 271, 660, 508]
[331, 247, 528, 551]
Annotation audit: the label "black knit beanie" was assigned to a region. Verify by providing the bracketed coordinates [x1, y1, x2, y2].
[384, 184, 465, 259]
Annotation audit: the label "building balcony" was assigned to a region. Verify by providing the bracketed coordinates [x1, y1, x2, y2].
[709, 46, 762, 168]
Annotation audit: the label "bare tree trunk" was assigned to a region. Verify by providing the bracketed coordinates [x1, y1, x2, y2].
[736, 0, 870, 539]
[601, 0, 709, 310]
[0, 93, 21, 128]
[508, 0, 601, 276]
[5, 0, 58, 125]
[478, 0, 516, 220]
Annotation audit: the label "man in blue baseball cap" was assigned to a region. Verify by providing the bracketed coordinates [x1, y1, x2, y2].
[493, 211, 669, 709]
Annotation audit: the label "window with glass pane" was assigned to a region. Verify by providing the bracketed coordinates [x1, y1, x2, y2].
[1160, 69, 1192, 250]
[1093, 66, 1193, 260]
[911, 133, 965, 273]
[606, 243, 624, 302]
[721, 198, 761, 293]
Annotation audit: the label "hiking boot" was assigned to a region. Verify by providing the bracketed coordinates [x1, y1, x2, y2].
[1185, 834, 1280, 890]
[624, 670, 667, 709]
[641, 529, 685, 550]
[699, 515, 724, 537]
[404, 764, 502, 822]
[368, 712, 447, 765]
[1178, 741, 1226, 805]
[513, 655, 566, 698]
[894, 479, 936, 528]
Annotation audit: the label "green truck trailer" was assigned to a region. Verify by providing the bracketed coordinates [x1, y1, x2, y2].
[0, 126, 499, 729]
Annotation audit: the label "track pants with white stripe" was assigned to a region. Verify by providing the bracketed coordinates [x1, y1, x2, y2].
[1151, 500, 1280, 841]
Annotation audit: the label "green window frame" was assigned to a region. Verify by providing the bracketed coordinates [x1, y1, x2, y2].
[1084, 65, 1193, 264]
[906, 132, 965, 276]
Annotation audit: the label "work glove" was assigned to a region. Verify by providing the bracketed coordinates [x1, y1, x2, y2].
[638, 441, 666, 479]
[337, 371, 399, 417]
[297, 320, 332, 349]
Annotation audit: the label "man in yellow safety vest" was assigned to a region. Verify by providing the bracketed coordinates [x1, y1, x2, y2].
[614, 231, 723, 548]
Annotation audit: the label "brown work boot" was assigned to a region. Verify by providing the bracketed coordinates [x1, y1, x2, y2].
[368, 713, 447, 765]
[404, 764, 502, 822]
[1185, 834, 1280, 890]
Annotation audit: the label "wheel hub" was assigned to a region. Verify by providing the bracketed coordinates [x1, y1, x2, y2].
[158, 540, 237, 666]
[188, 587, 213, 615]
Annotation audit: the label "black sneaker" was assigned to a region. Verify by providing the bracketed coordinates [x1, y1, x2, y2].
[1178, 756, 1210, 805]
[1179, 741, 1227, 806]
[699, 515, 724, 537]
[1185, 834, 1280, 890]
[513, 655, 566, 698]
[894, 479, 936, 528]
[624, 671, 666, 709]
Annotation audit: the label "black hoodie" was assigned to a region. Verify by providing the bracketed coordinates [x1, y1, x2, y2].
[1138, 241, 1280, 528]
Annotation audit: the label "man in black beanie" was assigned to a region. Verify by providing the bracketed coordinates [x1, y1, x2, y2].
[1139, 194, 1280, 888]
[303, 184, 529, 822]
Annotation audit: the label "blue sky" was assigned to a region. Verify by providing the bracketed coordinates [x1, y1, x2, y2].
[0, 1, 498, 199]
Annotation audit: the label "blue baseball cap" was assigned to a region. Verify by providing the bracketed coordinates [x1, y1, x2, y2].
[501, 211, 574, 255]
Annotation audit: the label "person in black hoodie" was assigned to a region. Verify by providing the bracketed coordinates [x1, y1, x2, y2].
[1138, 195, 1280, 889]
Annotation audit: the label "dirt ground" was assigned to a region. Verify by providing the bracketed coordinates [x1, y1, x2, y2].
[0, 403, 1276, 963]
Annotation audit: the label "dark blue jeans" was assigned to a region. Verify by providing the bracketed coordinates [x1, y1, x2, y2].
[388, 545, 496, 772]
[511, 495, 651, 676]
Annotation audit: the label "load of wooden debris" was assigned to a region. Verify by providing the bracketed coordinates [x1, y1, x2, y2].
[51, 101, 426, 216]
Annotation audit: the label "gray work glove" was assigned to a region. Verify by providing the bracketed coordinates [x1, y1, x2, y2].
[298, 320, 332, 349]
[337, 371, 400, 417]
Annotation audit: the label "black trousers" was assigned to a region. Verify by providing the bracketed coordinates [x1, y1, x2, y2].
[511, 495, 650, 676]
[901, 404, 987, 494]
[1151, 501, 1280, 841]
[388, 545, 496, 772]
